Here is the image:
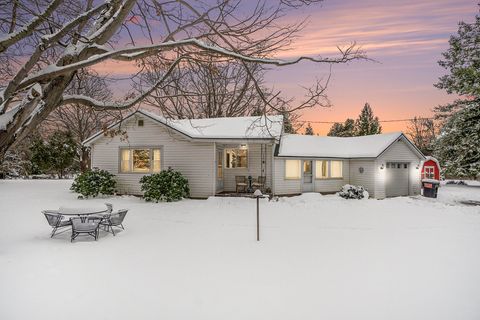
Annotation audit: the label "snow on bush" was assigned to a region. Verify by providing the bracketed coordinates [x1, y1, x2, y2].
[338, 184, 369, 199]
[70, 168, 116, 198]
[446, 180, 467, 185]
[140, 168, 190, 202]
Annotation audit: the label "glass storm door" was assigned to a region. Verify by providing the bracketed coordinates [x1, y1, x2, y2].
[302, 160, 313, 192]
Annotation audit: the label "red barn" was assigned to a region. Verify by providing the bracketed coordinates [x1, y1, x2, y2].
[421, 156, 441, 180]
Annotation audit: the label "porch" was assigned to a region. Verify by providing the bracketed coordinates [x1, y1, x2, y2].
[213, 142, 274, 195]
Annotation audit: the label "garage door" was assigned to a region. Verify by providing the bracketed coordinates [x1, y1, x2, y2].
[386, 162, 409, 197]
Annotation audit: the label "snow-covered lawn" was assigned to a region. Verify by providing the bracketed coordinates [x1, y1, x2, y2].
[1, 180, 480, 320]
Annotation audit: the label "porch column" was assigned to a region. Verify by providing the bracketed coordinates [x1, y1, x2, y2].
[212, 142, 216, 196]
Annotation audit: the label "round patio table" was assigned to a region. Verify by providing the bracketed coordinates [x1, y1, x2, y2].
[58, 206, 109, 216]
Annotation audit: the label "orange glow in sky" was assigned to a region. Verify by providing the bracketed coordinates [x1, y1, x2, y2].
[95, 0, 476, 135]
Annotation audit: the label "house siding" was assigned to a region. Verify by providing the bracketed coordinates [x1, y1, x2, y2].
[273, 158, 349, 195]
[375, 138, 423, 199]
[90, 114, 214, 198]
[349, 160, 377, 197]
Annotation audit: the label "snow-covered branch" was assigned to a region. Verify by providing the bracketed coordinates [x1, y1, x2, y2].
[0, 0, 64, 53]
[61, 56, 184, 110]
[19, 38, 364, 90]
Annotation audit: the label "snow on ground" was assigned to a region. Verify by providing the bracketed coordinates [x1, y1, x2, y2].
[1, 180, 480, 320]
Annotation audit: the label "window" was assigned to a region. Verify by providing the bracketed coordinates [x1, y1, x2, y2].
[120, 148, 161, 173]
[330, 161, 343, 178]
[225, 148, 248, 168]
[315, 160, 329, 179]
[138, 119, 144, 127]
[285, 160, 301, 179]
[425, 166, 435, 179]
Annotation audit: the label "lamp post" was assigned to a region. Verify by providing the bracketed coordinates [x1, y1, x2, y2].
[253, 189, 262, 241]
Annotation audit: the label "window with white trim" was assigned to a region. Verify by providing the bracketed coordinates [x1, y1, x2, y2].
[120, 148, 162, 173]
[424, 166, 435, 179]
[315, 160, 329, 179]
[225, 148, 248, 168]
[285, 160, 301, 179]
[330, 161, 343, 178]
[315, 160, 343, 179]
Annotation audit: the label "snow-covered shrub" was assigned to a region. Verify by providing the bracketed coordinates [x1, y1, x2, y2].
[446, 180, 467, 185]
[70, 169, 116, 198]
[140, 169, 190, 202]
[338, 184, 369, 199]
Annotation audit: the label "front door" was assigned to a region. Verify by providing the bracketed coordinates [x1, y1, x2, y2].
[302, 160, 313, 192]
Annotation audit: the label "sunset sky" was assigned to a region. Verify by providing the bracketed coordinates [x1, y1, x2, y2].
[266, 0, 477, 134]
[98, 0, 477, 135]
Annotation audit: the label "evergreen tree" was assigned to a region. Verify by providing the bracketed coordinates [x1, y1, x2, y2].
[355, 103, 382, 135]
[304, 123, 314, 135]
[30, 131, 77, 178]
[433, 8, 480, 178]
[282, 111, 297, 134]
[327, 118, 356, 137]
[433, 100, 480, 179]
[435, 8, 480, 96]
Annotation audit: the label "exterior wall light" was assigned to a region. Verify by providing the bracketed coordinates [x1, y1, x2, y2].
[380, 163, 384, 170]
[416, 164, 420, 169]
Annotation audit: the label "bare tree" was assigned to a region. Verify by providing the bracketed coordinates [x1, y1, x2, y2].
[43, 69, 118, 171]
[407, 117, 437, 156]
[0, 0, 366, 158]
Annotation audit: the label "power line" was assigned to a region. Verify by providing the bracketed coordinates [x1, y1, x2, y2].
[298, 117, 434, 124]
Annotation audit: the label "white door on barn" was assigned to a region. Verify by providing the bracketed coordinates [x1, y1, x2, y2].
[386, 162, 409, 197]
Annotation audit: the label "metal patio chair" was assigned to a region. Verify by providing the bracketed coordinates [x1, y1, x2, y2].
[252, 176, 266, 191]
[70, 216, 103, 242]
[235, 176, 247, 193]
[42, 210, 72, 238]
[100, 209, 128, 236]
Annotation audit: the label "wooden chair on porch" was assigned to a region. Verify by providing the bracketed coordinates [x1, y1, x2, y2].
[235, 176, 247, 193]
[252, 176, 266, 191]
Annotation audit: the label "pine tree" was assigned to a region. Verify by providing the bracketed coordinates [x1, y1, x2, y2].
[327, 118, 356, 137]
[435, 8, 480, 96]
[282, 111, 297, 134]
[355, 103, 382, 136]
[433, 100, 480, 179]
[304, 123, 314, 135]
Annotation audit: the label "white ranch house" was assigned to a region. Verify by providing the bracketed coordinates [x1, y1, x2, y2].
[84, 110, 425, 199]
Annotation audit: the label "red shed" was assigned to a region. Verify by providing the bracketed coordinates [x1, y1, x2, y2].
[421, 156, 441, 180]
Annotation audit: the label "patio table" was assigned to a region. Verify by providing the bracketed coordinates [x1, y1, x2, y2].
[58, 206, 109, 216]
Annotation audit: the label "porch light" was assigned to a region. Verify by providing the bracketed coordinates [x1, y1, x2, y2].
[416, 164, 420, 169]
[380, 163, 384, 170]
[239, 144, 248, 149]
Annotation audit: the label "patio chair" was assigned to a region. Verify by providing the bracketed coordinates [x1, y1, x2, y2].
[70, 216, 103, 242]
[100, 209, 128, 236]
[42, 210, 72, 238]
[235, 176, 247, 193]
[105, 203, 113, 213]
[252, 176, 266, 191]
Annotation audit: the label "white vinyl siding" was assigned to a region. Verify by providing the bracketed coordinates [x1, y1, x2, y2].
[375, 137, 423, 199]
[273, 158, 348, 195]
[90, 114, 214, 198]
[349, 160, 376, 197]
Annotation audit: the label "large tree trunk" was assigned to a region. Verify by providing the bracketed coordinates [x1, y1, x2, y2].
[80, 146, 90, 172]
[0, 74, 75, 159]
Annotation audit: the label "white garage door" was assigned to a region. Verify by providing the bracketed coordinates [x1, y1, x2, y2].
[386, 162, 409, 197]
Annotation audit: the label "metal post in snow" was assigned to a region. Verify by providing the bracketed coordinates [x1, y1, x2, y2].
[253, 189, 262, 241]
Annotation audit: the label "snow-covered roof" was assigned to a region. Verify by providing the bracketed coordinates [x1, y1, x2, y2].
[84, 109, 283, 145]
[277, 132, 409, 158]
[140, 110, 283, 140]
[423, 156, 441, 168]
